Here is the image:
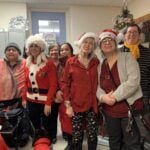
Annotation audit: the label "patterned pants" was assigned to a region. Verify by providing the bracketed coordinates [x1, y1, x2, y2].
[72, 108, 98, 148]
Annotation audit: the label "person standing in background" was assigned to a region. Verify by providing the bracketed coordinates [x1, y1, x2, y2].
[120, 23, 150, 106]
[62, 32, 99, 150]
[119, 23, 150, 148]
[97, 29, 143, 150]
[22, 34, 58, 147]
[48, 43, 61, 144]
[56, 42, 74, 150]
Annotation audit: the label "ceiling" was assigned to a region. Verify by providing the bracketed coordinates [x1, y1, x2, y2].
[0, 0, 131, 9]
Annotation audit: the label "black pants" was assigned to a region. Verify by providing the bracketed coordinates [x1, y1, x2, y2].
[27, 102, 51, 139]
[49, 102, 59, 140]
[105, 115, 142, 150]
[72, 108, 98, 150]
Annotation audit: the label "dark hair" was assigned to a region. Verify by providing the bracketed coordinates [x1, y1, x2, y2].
[60, 42, 74, 55]
[22, 46, 28, 59]
[48, 43, 60, 54]
[124, 23, 141, 34]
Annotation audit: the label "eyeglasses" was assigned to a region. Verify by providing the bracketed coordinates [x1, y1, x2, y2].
[126, 31, 139, 35]
[101, 38, 114, 44]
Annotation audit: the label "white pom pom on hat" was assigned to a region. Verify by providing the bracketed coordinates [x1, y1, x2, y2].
[99, 29, 118, 44]
[74, 32, 98, 47]
[26, 33, 47, 52]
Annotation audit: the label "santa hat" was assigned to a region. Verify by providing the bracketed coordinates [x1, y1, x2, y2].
[26, 34, 47, 52]
[99, 29, 118, 44]
[74, 32, 98, 48]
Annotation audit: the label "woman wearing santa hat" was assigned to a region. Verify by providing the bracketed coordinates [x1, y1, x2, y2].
[97, 29, 143, 150]
[61, 32, 99, 149]
[22, 34, 57, 148]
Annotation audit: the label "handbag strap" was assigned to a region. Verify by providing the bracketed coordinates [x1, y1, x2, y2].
[106, 60, 137, 133]
[106, 60, 150, 133]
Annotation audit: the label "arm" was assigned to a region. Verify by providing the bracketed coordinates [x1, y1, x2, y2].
[61, 59, 74, 117]
[113, 53, 141, 101]
[46, 61, 58, 106]
[22, 67, 28, 108]
[44, 61, 58, 116]
[61, 60, 72, 102]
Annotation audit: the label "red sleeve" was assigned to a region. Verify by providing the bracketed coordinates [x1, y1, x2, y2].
[45, 60, 58, 105]
[61, 59, 72, 102]
[22, 67, 28, 102]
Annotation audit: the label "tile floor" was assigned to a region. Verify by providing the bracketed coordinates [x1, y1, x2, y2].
[9, 121, 110, 150]
[52, 135, 109, 150]
[9, 136, 109, 150]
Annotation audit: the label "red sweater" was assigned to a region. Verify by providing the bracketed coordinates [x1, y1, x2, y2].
[22, 59, 57, 106]
[62, 55, 99, 113]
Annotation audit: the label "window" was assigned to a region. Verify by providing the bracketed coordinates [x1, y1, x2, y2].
[31, 12, 66, 44]
[38, 20, 60, 33]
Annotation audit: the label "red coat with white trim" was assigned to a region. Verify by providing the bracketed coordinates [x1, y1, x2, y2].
[22, 59, 57, 106]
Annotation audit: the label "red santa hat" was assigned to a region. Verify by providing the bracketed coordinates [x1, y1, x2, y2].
[99, 29, 118, 44]
[74, 32, 98, 48]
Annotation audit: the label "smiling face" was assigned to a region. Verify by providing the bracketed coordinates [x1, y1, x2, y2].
[80, 37, 95, 55]
[100, 37, 116, 54]
[124, 26, 140, 45]
[5, 47, 20, 62]
[29, 43, 42, 58]
[60, 44, 72, 57]
[49, 45, 59, 60]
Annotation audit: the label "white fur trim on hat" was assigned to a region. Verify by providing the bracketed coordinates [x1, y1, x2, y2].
[26, 34, 47, 52]
[99, 29, 118, 44]
[74, 32, 98, 47]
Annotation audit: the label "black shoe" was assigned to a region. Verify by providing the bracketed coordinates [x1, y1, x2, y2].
[63, 133, 69, 141]
[52, 138, 57, 144]
[64, 142, 72, 150]
[19, 133, 29, 147]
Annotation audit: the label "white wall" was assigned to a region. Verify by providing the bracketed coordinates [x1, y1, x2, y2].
[0, 2, 27, 31]
[27, 5, 120, 53]
[69, 5, 120, 53]
[129, 0, 150, 18]
[0, 1, 149, 54]
[0, 2, 27, 57]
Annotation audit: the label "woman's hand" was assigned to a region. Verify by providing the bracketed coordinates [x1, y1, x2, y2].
[66, 106, 74, 117]
[22, 100, 27, 108]
[102, 91, 116, 106]
[44, 105, 51, 116]
[55, 90, 63, 103]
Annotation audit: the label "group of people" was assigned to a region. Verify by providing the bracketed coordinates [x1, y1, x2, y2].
[0, 23, 150, 150]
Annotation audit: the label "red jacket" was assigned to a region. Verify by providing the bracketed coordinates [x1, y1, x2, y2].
[61, 55, 99, 113]
[22, 59, 57, 106]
